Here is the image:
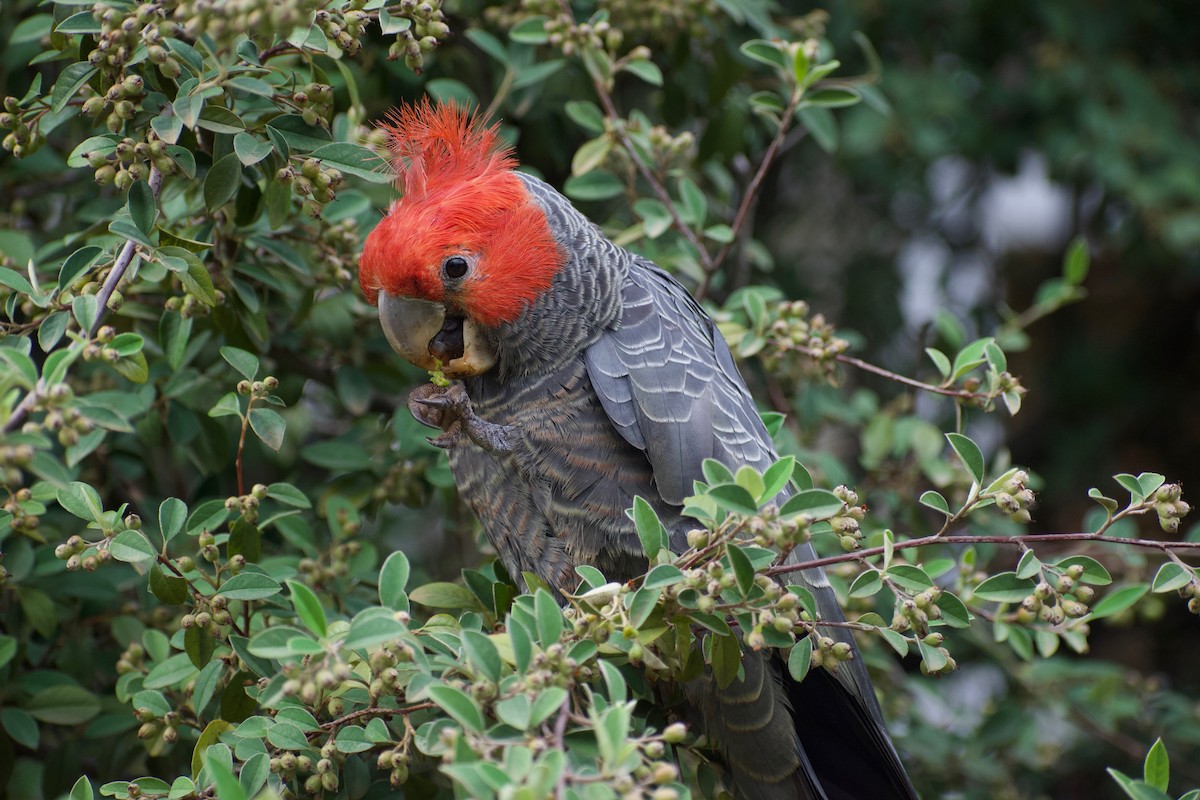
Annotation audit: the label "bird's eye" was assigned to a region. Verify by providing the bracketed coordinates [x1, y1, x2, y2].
[443, 256, 469, 280]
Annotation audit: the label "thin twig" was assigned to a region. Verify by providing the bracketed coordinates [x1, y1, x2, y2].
[320, 703, 437, 731]
[768, 531, 1200, 578]
[805, 348, 991, 401]
[700, 92, 803, 300]
[90, 165, 164, 339]
[2, 166, 164, 434]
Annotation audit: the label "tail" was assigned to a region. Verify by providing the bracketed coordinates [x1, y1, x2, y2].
[682, 649, 917, 800]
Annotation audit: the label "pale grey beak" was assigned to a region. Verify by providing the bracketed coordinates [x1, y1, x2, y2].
[377, 291, 497, 378]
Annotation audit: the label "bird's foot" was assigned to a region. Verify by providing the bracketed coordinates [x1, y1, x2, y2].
[408, 381, 515, 454]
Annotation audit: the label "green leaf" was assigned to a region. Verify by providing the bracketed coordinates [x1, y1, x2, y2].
[1055, 556, 1113, 585]
[849, 569, 883, 598]
[159, 246, 216, 306]
[204, 153, 242, 212]
[740, 39, 789, 72]
[409, 582, 481, 610]
[570, 136, 612, 177]
[678, 177, 707, 226]
[342, 612, 404, 651]
[2, 707, 39, 749]
[1088, 487, 1120, 514]
[945, 433, 985, 484]
[51, 63, 97, 114]
[643, 564, 685, 591]
[428, 684, 485, 732]
[0, 635, 16, 670]
[787, 637, 812, 681]
[267, 482, 311, 508]
[1089, 584, 1149, 619]
[919, 490, 950, 515]
[379, 550, 411, 609]
[565, 100, 605, 133]
[925, 347, 951, 378]
[779, 489, 843, 519]
[1063, 236, 1090, 285]
[710, 631, 742, 689]
[534, 589, 564, 645]
[1151, 562, 1193, 593]
[266, 114, 331, 152]
[158, 497, 187, 543]
[509, 16, 549, 44]
[1015, 550, 1042, 580]
[69, 775, 93, 800]
[622, 58, 663, 86]
[804, 88, 861, 108]
[760, 456, 795, 502]
[232, 132, 273, 166]
[149, 565, 188, 605]
[530, 686, 568, 728]
[185, 625, 216, 669]
[196, 105, 245, 135]
[310, 142, 392, 183]
[797, 106, 838, 152]
[632, 496, 667, 560]
[144, 652, 197, 689]
[109, 530, 157, 567]
[1144, 737, 1169, 791]
[564, 170, 624, 201]
[286, 580, 327, 637]
[1114, 473, 1146, 503]
[887, 565, 934, 592]
[726, 544, 755, 596]
[248, 408, 285, 451]
[220, 572, 282, 601]
[1107, 769, 1172, 800]
[1137, 472, 1166, 500]
[973, 572, 1035, 603]
[708, 483, 759, 516]
[264, 720, 307, 751]
[57, 481, 104, 521]
[27, 684, 101, 725]
[127, 179, 157, 236]
[333, 725, 373, 754]
[937, 591, 973, 628]
[461, 630, 501, 684]
[220, 346, 260, 380]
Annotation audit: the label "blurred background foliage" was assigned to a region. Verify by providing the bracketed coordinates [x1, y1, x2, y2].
[0, 0, 1198, 798]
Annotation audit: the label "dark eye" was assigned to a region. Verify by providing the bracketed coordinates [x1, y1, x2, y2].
[443, 256, 469, 280]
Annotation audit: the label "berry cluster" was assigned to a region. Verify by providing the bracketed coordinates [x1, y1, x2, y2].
[1152, 483, 1191, 534]
[20, 383, 94, 449]
[86, 133, 178, 188]
[289, 82, 334, 128]
[277, 158, 346, 218]
[0, 97, 45, 159]
[314, 4, 371, 57]
[384, 0, 450, 73]
[1015, 565, 1095, 626]
[762, 300, 851, 381]
[993, 469, 1035, 524]
[599, 0, 717, 44]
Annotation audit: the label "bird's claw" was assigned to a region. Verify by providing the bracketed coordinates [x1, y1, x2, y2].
[408, 381, 516, 454]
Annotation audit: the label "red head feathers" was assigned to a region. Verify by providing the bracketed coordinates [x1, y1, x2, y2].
[358, 101, 564, 327]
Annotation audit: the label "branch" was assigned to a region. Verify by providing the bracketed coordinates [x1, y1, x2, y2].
[700, 91, 804, 300]
[767, 531, 1200, 578]
[800, 347, 990, 401]
[319, 702, 436, 731]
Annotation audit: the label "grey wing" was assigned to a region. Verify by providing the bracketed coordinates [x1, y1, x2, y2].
[585, 261, 917, 799]
[584, 261, 774, 505]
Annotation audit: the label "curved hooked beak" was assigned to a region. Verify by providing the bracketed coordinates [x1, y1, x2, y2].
[377, 291, 497, 378]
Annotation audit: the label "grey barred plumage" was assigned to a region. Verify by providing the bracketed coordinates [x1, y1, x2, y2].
[362, 103, 916, 799]
[439, 174, 916, 800]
